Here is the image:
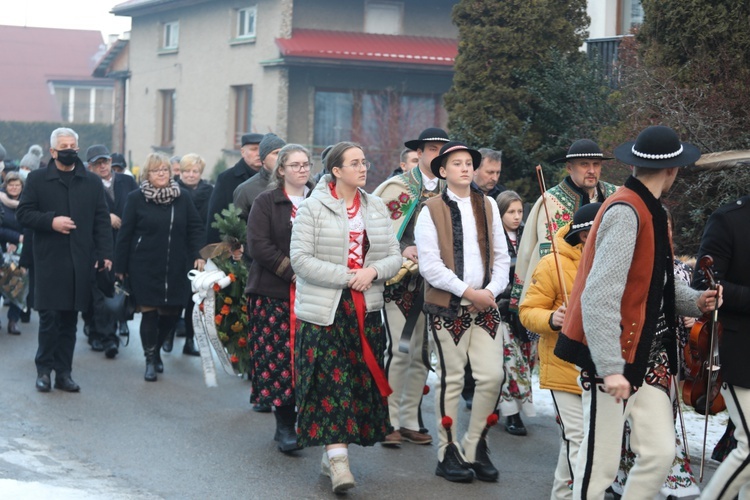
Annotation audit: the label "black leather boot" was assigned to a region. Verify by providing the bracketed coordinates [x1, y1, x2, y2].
[182, 337, 200, 356]
[140, 311, 159, 382]
[471, 437, 499, 482]
[156, 314, 179, 371]
[504, 413, 527, 436]
[436, 442, 474, 482]
[274, 405, 301, 453]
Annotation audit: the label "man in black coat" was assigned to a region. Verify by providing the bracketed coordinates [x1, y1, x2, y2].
[84, 144, 138, 355]
[17, 128, 113, 393]
[204, 132, 263, 243]
[694, 195, 750, 499]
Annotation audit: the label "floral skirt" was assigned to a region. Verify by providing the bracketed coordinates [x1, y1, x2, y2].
[249, 295, 294, 407]
[295, 290, 389, 447]
[498, 323, 536, 417]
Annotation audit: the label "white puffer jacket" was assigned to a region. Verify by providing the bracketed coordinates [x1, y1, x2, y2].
[290, 176, 402, 326]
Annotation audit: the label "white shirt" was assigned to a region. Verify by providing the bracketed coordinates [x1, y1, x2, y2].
[422, 174, 439, 192]
[414, 188, 510, 300]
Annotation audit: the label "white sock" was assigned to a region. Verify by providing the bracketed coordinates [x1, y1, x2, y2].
[327, 448, 348, 459]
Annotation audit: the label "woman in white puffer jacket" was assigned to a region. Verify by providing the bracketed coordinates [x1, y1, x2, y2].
[290, 141, 401, 494]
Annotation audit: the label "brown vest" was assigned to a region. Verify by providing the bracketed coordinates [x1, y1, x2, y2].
[555, 177, 676, 386]
[423, 189, 494, 319]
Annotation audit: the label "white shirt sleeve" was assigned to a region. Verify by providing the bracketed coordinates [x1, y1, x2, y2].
[414, 205, 470, 298]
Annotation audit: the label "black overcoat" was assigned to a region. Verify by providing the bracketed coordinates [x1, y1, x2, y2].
[16, 158, 113, 311]
[694, 195, 750, 388]
[115, 188, 204, 307]
[205, 158, 255, 244]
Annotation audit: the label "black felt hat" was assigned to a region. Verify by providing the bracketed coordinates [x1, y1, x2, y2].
[564, 202, 602, 246]
[614, 125, 701, 168]
[404, 127, 450, 151]
[553, 139, 613, 164]
[430, 141, 482, 179]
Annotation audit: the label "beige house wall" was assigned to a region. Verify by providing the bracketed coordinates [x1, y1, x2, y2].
[126, 0, 287, 174]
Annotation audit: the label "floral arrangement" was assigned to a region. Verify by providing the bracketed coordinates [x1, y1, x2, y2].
[206, 205, 250, 375]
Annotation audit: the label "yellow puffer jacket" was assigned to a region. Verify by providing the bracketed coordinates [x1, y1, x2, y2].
[519, 224, 582, 395]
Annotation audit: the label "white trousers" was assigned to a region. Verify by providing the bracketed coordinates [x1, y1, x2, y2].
[383, 300, 428, 431]
[551, 390, 584, 500]
[431, 314, 505, 462]
[701, 383, 750, 500]
[574, 374, 675, 500]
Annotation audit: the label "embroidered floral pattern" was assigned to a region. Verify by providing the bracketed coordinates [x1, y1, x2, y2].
[385, 191, 416, 220]
[383, 273, 418, 317]
[499, 323, 535, 414]
[474, 308, 502, 338]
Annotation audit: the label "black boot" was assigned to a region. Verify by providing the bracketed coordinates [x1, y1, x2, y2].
[157, 314, 179, 371]
[182, 337, 200, 356]
[504, 414, 527, 436]
[471, 437, 499, 482]
[436, 442, 474, 482]
[274, 405, 301, 453]
[140, 311, 159, 382]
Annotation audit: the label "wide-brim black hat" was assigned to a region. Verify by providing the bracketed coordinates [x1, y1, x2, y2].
[404, 127, 450, 151]
[553, 139, 613, 164]
[614, 125, 701, 168]
[564, 202, 602, 245]
[430, 141, 482, 180]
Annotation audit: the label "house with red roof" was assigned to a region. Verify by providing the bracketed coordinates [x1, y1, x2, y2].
[111, 0, 458, 181]
[0, 25, 114, 124]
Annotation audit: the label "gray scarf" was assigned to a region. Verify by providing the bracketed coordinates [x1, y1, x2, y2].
[140, 179, 181, 205]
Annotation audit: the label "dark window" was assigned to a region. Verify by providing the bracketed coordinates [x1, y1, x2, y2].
[160, 89, 176, 148]
[233, 85, 253, 148]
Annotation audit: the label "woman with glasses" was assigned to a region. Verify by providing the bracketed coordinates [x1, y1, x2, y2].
[245, 144, 314, 453]
[290, 142, 401, 493]
[115, 152, 205, 381]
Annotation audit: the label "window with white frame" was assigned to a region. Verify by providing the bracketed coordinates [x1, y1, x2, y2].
[237, 6, 257, 39]
[365, 1, 403, 35]
[163, 21, 179, 50]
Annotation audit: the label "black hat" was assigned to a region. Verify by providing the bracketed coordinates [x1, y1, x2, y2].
[404, 127, 450, 151]
[553, 139, 613, 164]
[430, 141, 482, 179]
[614, 125, 701, 168]
[110, 153, 126, 168]
[86, 144, 110, 163]
[241, 133, 264, 146]
[564, 202, 602, 246]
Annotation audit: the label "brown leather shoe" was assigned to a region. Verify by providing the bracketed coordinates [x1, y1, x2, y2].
[381, 430, 402, 447]
[400, 428, 432, 445]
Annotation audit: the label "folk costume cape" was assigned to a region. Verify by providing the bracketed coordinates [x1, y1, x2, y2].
[510, 176, 617, 312]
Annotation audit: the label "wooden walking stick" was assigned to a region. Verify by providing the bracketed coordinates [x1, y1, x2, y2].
[535, 165, 569, 306]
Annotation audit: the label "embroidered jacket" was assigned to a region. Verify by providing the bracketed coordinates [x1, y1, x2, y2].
[510, 176, 617, 312]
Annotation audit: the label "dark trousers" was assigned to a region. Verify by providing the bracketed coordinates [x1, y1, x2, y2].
[36, 310, 78, 376]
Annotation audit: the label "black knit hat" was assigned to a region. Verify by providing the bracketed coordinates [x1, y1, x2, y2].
[430, 141, 482, 179]
[553, 139, 613, 164]
[614, 125, 701, 168]
[404, 127, 450, 151]
[564, 202, 602, 246]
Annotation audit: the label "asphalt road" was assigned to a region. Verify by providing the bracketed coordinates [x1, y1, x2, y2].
[0, 312, 718, 499]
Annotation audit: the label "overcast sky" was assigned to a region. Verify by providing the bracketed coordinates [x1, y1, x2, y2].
[1, 0, 132, 40]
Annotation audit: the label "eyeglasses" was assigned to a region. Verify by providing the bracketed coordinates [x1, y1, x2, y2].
[151, 167, 170, 174]
[342, 160, 371, 171]
[284, 162, 312, 172]
[91, 159, 111, 167]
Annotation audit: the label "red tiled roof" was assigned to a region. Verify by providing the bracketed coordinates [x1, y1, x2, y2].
[0, 25, 108, 122]
[275, 29, 457, 67]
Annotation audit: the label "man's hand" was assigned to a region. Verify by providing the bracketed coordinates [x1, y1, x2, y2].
[194, 259, 206, 272]
[402, 245, 418, 262]
[464, 288, 497, 312]
[603, 374, 631, 403]
[697, 286, 723, 314]
[551, 305, 567, 328]
[103, 259, 112, 271]
[110, 213, 122, 229]
[348, 267, 378, 292]
[52, 216, 76, 234]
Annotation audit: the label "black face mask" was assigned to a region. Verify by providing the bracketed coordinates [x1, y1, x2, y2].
[56, 149, 78, 166]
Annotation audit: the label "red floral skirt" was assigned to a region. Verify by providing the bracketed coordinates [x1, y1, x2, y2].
[249, 295, 294, 407]
[295, 290, 389, 447]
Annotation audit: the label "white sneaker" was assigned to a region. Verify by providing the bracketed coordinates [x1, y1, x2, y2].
[321, 451, 356, 493]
